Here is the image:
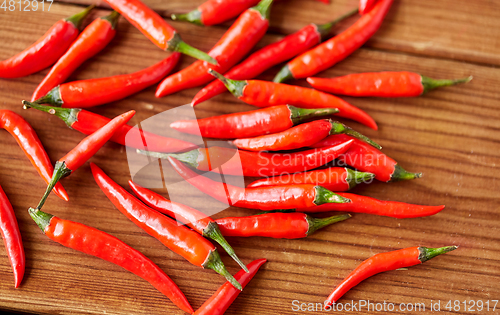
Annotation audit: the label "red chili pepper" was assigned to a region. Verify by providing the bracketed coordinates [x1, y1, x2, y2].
[296, 192, 445, 218]
[139, 140, 354, 177]
[311, 134, 421, 182]
[23, 102, 195, 153]
[128, 180, 248, 272]
[194, 258, 266, 315]
[91, 164, 242, 290]
[248, 167, 374, 192]
[359, 0, 378, 14]
[0, 110, 67, 201]
[103, 0, 216, 64]
[155, 0, 272, 98]
[35, 110, 135, 210]
[0, 185, 24, 288]
[233, 120, 380, 151]
[0, 6, 94, 79]
[171, 105, 337, 139]
[172, 0, 260, 25]
[191, 8, 358, 105]
[216, 212, 350, 239]
[307, 72, 473, 97]
[273, 0, 393, 83]
[27, 208, 193, 313]
[209, 70, 377, 129]
[167, 156, 350, 210]
[325, 246, 458, 306]
[31, 53, 180, 108]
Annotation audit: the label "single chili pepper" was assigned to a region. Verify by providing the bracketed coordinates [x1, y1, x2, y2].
[91, 164, 242, 290]
[0, 110, 67, 201]
[103, 0, 216, 64]
[325, 246, 458, 306]
[31, 11, 121, 102]
[172, 0, 260, 26]
[234, 119, 380, 152]
[155, 0, 272, 98]
[171, 105, 337, 139]
[167, 156, 350, 210]
[191, 8, 358, 105]
[273, 0, 393, 83]
[128, 180, 248, 272]
[35, 110, 135, 211]
[23, 102, 195, 153]
[307, 72, 473, 97]
[311, 134, 421, 182]
[359, 0, 378, 14]
[138, 139, 354, 177]
[248, 167, 374, 191]
[0, 185, 24, 288]
[28, 208, 193, 313]
[194, 258, 266, 315]
[216, 212, 350, 239]
[0, 6, 94, 79]
[209, 70, 377, 130]
[31, 53, 180, 108]
[295, 192, 445, 218]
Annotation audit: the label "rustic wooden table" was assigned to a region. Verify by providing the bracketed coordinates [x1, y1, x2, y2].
[1, 0, 499, 314]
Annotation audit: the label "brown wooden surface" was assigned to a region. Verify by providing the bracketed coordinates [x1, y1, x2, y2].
[0, 0, 499, 314]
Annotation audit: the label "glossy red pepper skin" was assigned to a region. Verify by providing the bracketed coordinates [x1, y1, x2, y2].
[155, 0, 271, 97]
[194, 258, 266, 315]
[0, 185, 24, 288]
[28, 208, 193, 313]
[0, 110, 67, 201]
[274, 0, 393, 83]
[359, 0, 378, 14]
[325, 246, 458, 306]
[172, 0, 260, 26]
[32, 12, 120, 102]
[311, 134, 421, 182]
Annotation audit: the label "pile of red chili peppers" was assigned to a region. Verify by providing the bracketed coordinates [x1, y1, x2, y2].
[0, 0, 468, 313]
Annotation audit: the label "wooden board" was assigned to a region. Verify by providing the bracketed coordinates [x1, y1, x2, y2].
[0, 1, 499, 314]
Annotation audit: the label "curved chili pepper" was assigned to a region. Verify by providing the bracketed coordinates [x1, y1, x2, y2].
[234, 120, 380, 151]
[311, 134, 421, 182]
[31, 11, 120, 102]
[139, 140, 354, 177]
[209, 70, 377, 130]
[171, 105, 337, 139]
[128, 180, 248, 272]
[155, 0, 272, 97]
[23, 102, 195, 153]
[194, 258, 266, 315]
[325, 246, 458, 306]
[216, 212, 350, 239]
[103, 0, 216, 64]
[0, 185, 24, 288]
[273, 0, 393, 83]
[295, 192, 445, 218]
[35, 110, 135, 210]
[307, 72, 473, 97]
[167, 156, 350, 210]
[359, 0, 378, 14]
[0, 110, 67, 201]
[0, 6, 93, 78]
[91, 164, 242, 290]
[248, 167, 374, 191]
[28, 208, 193, 313]
[172, 0, 260, 26]
[191, 9, 358, 105]
[31, 53, 180, 108]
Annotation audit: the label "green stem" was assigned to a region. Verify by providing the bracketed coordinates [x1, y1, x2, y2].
[390, 164, 422, 182]
[31, 86, 63, 107]
[28, 208, 54, 232]
[36, 161, 72, 210]
[168, 33, 217, 65]
[345, 169, 375, 189]
[22, 101, 79, 128]
[315, 7, 358, 39]
[251, 0, 273, 19]
[65, 5, 95, 29]
[204, 222, 248, 272]
[208, 70, 247, 98]
[273, 65, 294, 83]
[136, 149, 200, 169]
[421, 75, 472, 94]
[329, 121, 381, 149]
[203, 250, 242, 290]
[418, 246, 458, 263]
[171, 10, 203, 26]
[289, 106, 338, 125]
[313, 186, 351, 205]
[306, 214, 351, 236]
[101, 11, 121, 30]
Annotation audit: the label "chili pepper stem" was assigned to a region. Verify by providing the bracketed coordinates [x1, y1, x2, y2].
[290, 107, 339, 124]
[418, 246, 458, 263]
[306, 213, 351, 236]
[28, 207, 53, 232]
[345, 169, 375, 189]
[168, 33, 217, 65]
[421, 76, 472, 94]
[136, 149, 199, 168]
[208, 69, 247, 98]
[330, 121, 381, 149]
[171, 10, 202, 25]
[314, 186, 351, 205]
[65, 5, 95, 28]
[101, 11, 121, 30]
[252, 0, 273, 19]
[315, 8, 359, 38]
[204, 222, 249, 272]
[273, 65, 293, 83]
[36, 161, 72, 210]
[29, 87, 63, 107]
[390, 164, 422, 182]
[22, 101, 79, 128]
[203, 249, 242, 290]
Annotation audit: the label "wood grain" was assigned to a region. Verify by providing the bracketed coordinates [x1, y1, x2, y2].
[0, 1, 499, 314]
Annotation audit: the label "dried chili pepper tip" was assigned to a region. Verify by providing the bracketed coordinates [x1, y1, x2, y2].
[329, 121, 381, 149]
[306, 213, 351, 236]
[314, 186, 351, 205]
[391, 164, 422, 182]
[66, 5, 96, 28]
[421, 75, 472, 94]
[168, 33, 217, 65]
